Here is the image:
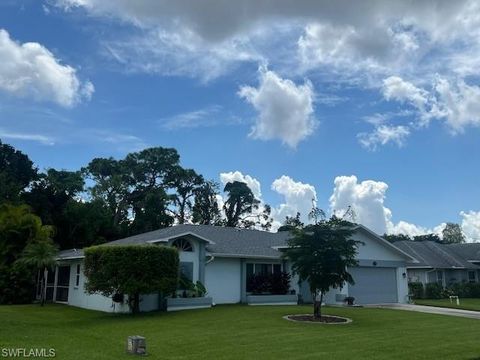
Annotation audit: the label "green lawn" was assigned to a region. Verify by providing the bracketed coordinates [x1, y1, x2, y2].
[415, 298, 480, 312]
[1, 304, 480, 359]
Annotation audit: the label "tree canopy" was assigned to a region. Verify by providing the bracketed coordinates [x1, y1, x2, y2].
[284, 216, 361, 319]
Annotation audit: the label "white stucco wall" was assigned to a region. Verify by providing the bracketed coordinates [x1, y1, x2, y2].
[354, 231, 406, 262]
[205, 257, 241, 304]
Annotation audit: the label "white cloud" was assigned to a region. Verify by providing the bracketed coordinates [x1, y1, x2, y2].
[461, 211, 480, 242]
[381, 75, 480, 133]
[238, 69, 316, 148]
[358, 124, 410, 151]
[271, 175, 317, 226]
[0, 29, 93, 107]
[329, 175, 392, 235]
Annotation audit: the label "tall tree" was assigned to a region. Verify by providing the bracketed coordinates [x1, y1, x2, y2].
[192, 181, 222, 225]
[0, 140, 37, 203]
[223, 181, 260, 227]
[442, 223, 466, 244]
[284, 216, 361, 319]
[171, 168, 203, 224]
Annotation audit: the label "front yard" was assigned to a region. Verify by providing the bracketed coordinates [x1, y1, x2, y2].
[1, 304, 480, 359]
[415, 298, 480, 312]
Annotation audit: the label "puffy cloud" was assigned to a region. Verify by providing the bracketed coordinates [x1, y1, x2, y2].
[329, 175, 392, 234]
[461, 211, 480, 242]
[381, 76, 480, 133]
[357, 124, 410, 151]
[238, 69, 316, 148]
[271, 175, 317, 225]
[0, 29, 93, 107]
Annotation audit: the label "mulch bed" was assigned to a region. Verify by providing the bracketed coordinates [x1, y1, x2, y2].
[285, 314, 352, 324]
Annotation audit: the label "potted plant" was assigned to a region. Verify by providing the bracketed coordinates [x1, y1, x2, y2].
[344, 296, 355, 306]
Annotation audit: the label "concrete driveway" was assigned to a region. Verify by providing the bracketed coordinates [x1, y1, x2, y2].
[367, 303, 480, 320]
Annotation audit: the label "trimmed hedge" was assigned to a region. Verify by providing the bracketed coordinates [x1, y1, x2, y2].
[84, 245, 179, 312]
[408, 282, 424, 299]
[425, 283, 443, 299]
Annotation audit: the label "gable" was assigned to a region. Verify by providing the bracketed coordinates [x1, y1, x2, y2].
[353, 229, 410, 262]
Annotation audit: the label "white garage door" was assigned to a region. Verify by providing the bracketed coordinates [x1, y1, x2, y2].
[348, 267, 398, 304]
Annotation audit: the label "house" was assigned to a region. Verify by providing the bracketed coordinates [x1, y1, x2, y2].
[48, 224, 414, 313]
[393, 241, 480, 287]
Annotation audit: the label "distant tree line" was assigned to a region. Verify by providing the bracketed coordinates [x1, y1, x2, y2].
[382, 223, 466, 244]
[0, 140, 272, 304]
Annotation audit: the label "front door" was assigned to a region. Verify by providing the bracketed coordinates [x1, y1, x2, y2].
[55, 266, 70, 303]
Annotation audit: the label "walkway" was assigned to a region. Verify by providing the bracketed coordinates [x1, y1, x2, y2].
[367, 303, 480, 320]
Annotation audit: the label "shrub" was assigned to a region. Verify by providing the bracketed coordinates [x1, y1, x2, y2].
[425, 283, 443, 299]
[84, 245, 179, 313]
[446, 282, 480, 298]
[408, 282, 424, 299]
[247, 271, 291, 295]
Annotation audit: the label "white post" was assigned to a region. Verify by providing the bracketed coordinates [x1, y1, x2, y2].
[456, 297, 460, 306]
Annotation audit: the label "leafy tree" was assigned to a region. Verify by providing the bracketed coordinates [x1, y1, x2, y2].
[442, 223, 466, 244]
[382, 233, 412, 243]
[84, 245, 179, 313]
[171, 168, 203, 224]
[0, 140, 37, 203]
[278, 212, 304, 232]
[223, 181, 261, 228]
[413, 233, 441, 242]
[284, 216, 361, 319]
[16, 240, 58, 305]
[192, 181, 222, 225]
[0, 204, 54, 304]
[130, 188, 174, 234]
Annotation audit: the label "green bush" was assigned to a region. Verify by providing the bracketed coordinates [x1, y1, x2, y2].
[84, 245, 179, 312]
[446, 282, 480, 298]
[425, 283, 443, 299]
[408, 282, 424, 299]
[247, 271, 291, 295]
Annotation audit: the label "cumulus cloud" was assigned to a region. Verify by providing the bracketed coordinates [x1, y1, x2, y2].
[461, 211, 480, 242]
[271, 175, 317, 226]
[0, 29, 93, 107]
[381, 75, 480, 133]
[238, 69, 316, 148]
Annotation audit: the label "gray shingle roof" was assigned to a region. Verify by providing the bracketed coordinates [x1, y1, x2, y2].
[394, 241, 478, 269]
[447, 243, 480, 262]
[58, 225, 293, 260]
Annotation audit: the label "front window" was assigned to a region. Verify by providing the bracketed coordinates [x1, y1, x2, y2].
[436, 270, 443, 285]
[172, 238, 193, 252]
[246, 263, 282, 293]
[468, 271, 476, 283]
[75, 264, 81, 287]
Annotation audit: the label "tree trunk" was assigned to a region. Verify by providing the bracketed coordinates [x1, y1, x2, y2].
[313, 291, 323, 319]
[41, 267, 48, 306]
[132, 293, 140, 314]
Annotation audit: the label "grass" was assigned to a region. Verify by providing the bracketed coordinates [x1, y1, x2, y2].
[2, 304, 480, 359]
[415, 298, 480, 312]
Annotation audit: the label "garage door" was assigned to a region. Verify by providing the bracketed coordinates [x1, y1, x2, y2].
[348, 267, 398, 304]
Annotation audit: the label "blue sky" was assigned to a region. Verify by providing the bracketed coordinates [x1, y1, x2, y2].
[1, 0, 480, 239]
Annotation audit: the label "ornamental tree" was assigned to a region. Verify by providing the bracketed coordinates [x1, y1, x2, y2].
[84, 245, 179, 313]
[284, 217, 362, 319]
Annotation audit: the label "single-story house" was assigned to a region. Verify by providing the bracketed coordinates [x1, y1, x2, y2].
[47, 224, 414, 313]
[393, 240, 480, 286]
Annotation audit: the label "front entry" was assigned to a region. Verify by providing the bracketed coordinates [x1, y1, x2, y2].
[55, 266, 70, 303]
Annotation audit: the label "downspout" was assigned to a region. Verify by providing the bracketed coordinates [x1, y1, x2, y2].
[205, 254, 215, 264]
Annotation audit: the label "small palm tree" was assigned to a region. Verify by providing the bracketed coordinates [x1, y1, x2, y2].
[17, 241, 58, 306]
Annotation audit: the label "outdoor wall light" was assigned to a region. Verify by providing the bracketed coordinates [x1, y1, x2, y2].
[402, 272, 406, 278]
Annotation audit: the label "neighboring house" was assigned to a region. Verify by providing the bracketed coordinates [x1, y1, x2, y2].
[48, 224, 414, 313]
[394, 241, 480, 287]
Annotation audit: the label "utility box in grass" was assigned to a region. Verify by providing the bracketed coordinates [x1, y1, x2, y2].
[127, 335, 146, 355]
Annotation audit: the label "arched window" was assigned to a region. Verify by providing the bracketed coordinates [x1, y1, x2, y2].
[172, 238, 193, 252]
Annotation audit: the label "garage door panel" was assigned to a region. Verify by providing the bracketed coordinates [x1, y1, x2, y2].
[349, 267, 397, 304]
